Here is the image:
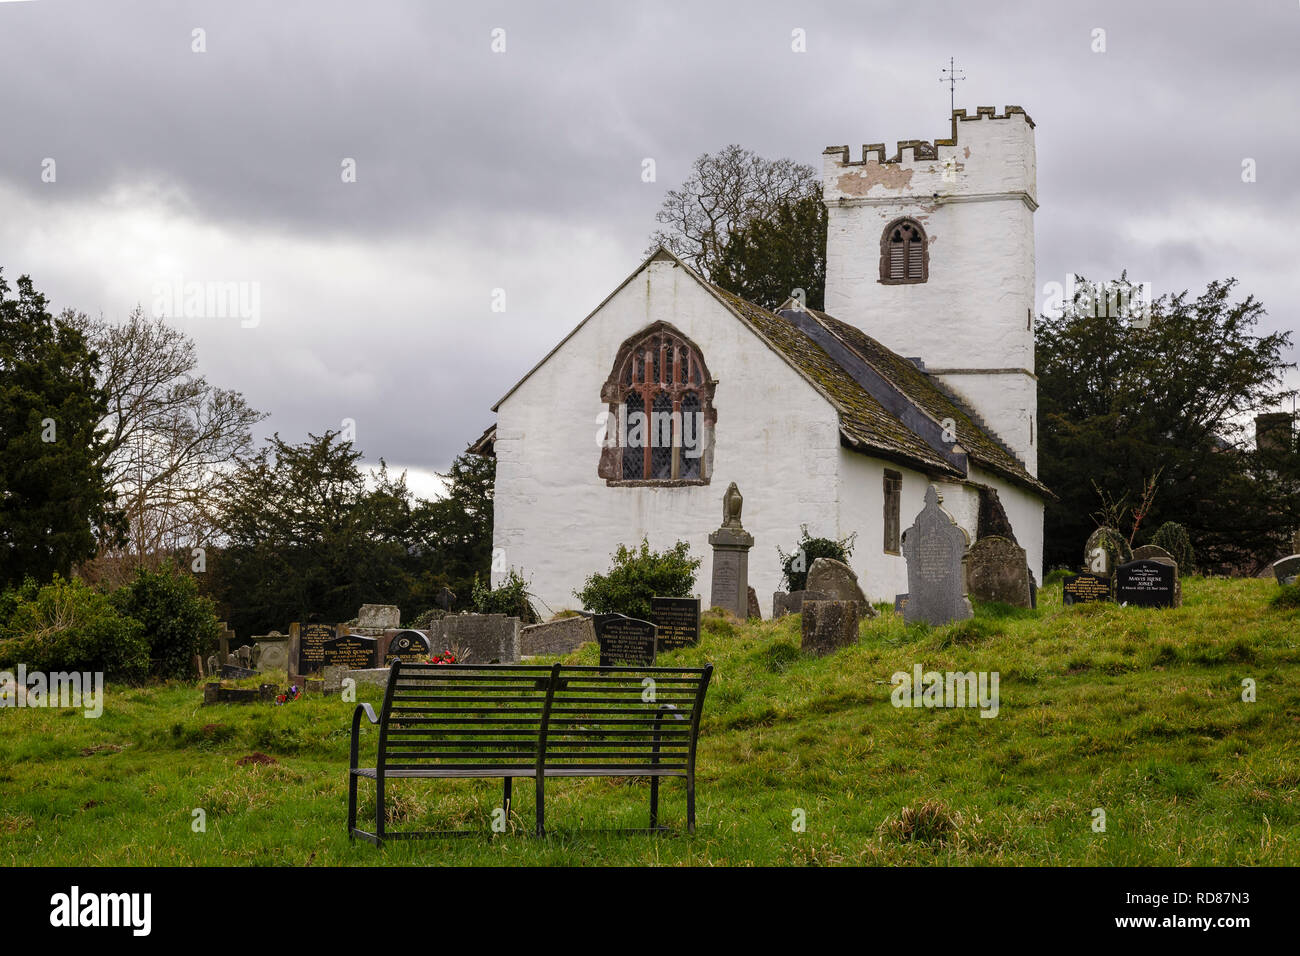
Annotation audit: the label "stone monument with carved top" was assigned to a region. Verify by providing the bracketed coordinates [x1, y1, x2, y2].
[901, 484, 974, 626]
[708, 482, 754, 618]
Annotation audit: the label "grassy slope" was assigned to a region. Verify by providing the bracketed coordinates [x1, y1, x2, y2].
[1, 577, 1297, 866]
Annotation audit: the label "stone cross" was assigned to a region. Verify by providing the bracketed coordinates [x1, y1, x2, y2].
[901, 484, 973, 626]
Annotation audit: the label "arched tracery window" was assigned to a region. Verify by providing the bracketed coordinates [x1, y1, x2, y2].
[599, 323, 715, 484]
[880, 217, 928, 284]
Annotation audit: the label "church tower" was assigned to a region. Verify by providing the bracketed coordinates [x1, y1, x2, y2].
[822, 106, 1038, 475]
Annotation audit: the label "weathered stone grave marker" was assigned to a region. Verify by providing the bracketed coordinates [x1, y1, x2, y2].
[901, 485, 973, 626]
[800, 600, 860, 656]
[708, 482, 754, 618]
[966, 536, 1032, 607]
[520, 616, 596, 656]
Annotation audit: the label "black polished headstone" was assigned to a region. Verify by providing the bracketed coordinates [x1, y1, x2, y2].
[1115, 559, 1176, 608]
[321, 634, 379, 669]
[220, 663, 258, 680]
[297, 622, 336, 674]
[385, 629, 431, 663]
[1063, 573, 1111, 605]
[593, 614, 657, 667]
[650, 596, 700, 652]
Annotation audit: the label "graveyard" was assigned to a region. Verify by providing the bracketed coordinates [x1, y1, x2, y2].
[2, 573, 1297, 866]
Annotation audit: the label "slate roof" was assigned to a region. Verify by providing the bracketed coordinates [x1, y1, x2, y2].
[707, 286, 1050, 497]
[487, 246, 1049, 498]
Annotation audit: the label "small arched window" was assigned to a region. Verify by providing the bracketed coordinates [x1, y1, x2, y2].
[880, 217, 928, 284]
[598, 323, 715, 484]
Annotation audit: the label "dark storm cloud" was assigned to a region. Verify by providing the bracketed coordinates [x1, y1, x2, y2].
[1, 0, 1296, 479]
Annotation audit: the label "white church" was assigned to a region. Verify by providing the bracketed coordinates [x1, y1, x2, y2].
[477, 106, 1049, 617]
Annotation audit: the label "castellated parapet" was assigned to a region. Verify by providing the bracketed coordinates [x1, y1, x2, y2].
[821, 107, 1039, 476]
[823, 106, 1036, 207]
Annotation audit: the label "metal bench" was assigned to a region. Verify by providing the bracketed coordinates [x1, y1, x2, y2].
[348, 660, 713, 844]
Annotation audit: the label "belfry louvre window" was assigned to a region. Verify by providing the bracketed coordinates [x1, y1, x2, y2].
[881, 218, 928, 284]
[883, 469, 902, 553]
[599, 323, 715, 484]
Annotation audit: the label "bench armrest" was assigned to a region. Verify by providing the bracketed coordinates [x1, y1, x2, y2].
[350, 703, 379, 771]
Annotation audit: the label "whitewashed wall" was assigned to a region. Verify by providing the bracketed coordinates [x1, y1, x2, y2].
[823, 111, 1038, 474]
[493, 258, 842, 618]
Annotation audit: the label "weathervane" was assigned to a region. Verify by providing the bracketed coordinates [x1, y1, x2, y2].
[939, 57, 965, 114]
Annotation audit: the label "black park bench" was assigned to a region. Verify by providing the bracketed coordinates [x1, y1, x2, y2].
[348, 661, 713, 844]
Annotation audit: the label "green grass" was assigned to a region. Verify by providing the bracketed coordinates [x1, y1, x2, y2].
[2, 576, 1298, 865]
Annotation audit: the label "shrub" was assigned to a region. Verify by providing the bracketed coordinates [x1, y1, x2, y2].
[1270, 584, 1300, 610]
[777, 525, 856, 592]
[113, 565, 221, 680]
[472, 569, 538, 624]
[574, 538, 700, 621]
[1150, 521, 1195, 573]
[0, 575, 148, 680]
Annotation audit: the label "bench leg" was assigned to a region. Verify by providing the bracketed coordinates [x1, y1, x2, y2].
[347, 772, 358, 839]
[649, 777, 659, 830]
[375, 773, 385, 844]
[686, 776, 695, 834]
[503, 777, 512, 823]
[535, 776, 545, 837]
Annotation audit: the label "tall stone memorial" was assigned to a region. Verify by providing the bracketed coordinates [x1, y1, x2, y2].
[708, 482, 754, 618]
[901, 485, 973, 626]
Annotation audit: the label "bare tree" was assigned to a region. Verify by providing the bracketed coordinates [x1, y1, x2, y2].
[650, 145, 819, 279]
[69, 306, 266, 581]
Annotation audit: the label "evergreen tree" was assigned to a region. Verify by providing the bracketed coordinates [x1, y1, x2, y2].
[0, 271, 118, 586]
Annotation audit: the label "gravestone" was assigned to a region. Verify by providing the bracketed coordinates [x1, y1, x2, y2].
[296, 623, 336, 674]
[436, 587, 456, 612]
[441, 614, 520, 664]
[708, 482, 754, 617]
[320, 634, 380, 669]
[217, 622, 235, 664]
[1132, 544, 1175, 564]
[519, 616, 596, 656]
[966, 536, 1032, 607]
[357, 605, 401, 630]
[254, 641, 288, 673]
[747, 586, 762, 620]
[901, 485, 974, 626]
[206, 654, 220, 676]
[220, 663, 258, 680]
[385, 629, 431, 663]
[800, 601, 860, 656]
[772, 590, 831, 619]
[1063, 572, 1111, 605]
[1270, 555, 1300, 586]
[806, 558, 868, 604]
[650, 596, 701, 651]
[1115, 559, 1177, 608]
[894, 593, 909, 614]
[1083, 527, 1132, 577]
[594, 615, 657, 667]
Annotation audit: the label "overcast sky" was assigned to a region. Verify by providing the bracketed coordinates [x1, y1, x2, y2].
[2, 0, 1296, 498]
